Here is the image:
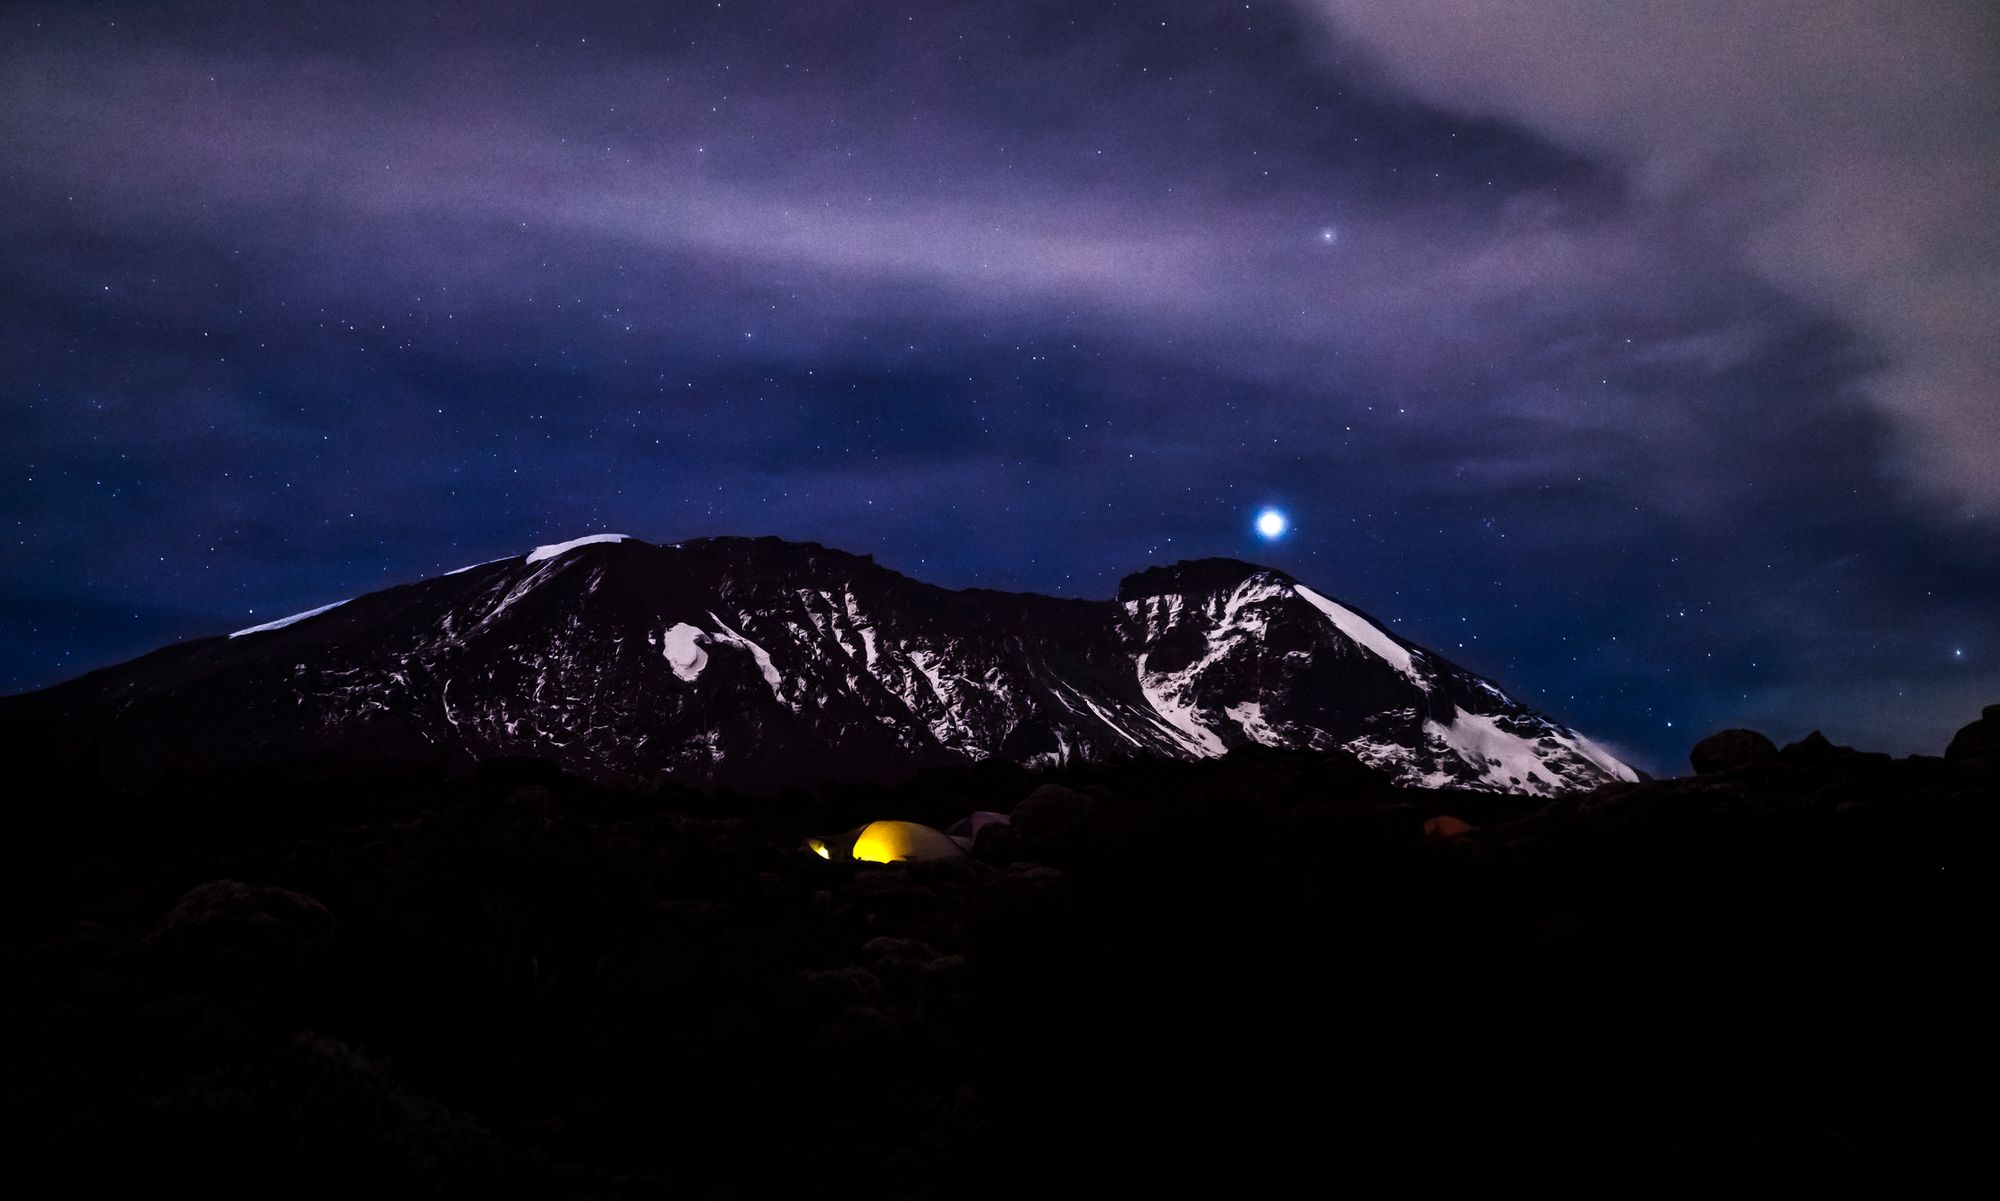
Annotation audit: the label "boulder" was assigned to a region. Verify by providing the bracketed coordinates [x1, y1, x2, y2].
[796, 964, 882, 1011]
[149, 880, 334, 960]
[1945, 704, 2000, 764]
[501, 784, 562, 831]
[1780, 730, 1893, 771]
[1689, 729, 1778, 774]
[1780, 730, 1844, 764]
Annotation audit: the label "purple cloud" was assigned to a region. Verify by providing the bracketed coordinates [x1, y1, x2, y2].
[1306, 0, 2000, 507]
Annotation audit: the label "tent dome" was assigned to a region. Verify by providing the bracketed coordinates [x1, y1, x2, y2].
[852, 820, 965, 863]
[809, 820, 965, 863]
[1423, 815, 1473, 840]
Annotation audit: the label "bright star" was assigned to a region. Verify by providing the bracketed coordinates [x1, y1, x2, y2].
[1255, 508, 1288, 539]
[1318, 226, 1338, 245]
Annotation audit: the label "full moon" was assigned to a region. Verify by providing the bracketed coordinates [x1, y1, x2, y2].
[1255, 508, 1288, 539]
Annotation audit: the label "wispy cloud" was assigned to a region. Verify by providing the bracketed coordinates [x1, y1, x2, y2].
[1305, 0, 2000, 508]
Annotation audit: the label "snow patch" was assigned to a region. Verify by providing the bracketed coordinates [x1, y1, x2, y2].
[1225, 701, 1283, 747]
[707, 612, 786, 703]
[230, 599, 350, 638]
[1418, 710, 1567, 794]
[1293, 585, 1426, 686]
[1220, 575, 1288, 628]
[444, 557, 510, 577]
[1072, 686, 1144, 748]
[842, 592, 879, 668]
[478, 560, 566, 630]
[1136, 659, 1227, 756]
[1342, 735, 1417, 781]
[663, 623, 709, 681]
[1432, 711, 1541, 786]
[1127, 575, 1299, 758]
[908, 648, 951, 701]
[524, 533, 630, 564]
[1419, 707, 1634, 791]
[1555, 728, 1640, 783]
[900, 647, 991, 754]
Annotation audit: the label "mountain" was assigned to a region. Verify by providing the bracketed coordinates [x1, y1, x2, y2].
[0, 534, 1636, 793]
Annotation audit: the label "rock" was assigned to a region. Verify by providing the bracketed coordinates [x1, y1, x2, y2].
[1780, 730, 1845, 764]
[1690, 729, 1779, 774]
[861, 936, 940, 981]
[1423, 815, 1472, 840]
[148, 880, 334, 959]
[501, 784, 562, 831]
[1779, 730, 1892, 771]
[1945, 704, 2000, 763]
[796, 964, 882, 1011]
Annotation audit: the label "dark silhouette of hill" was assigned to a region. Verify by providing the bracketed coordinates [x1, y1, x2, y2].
[0, 710, 1990, 1196]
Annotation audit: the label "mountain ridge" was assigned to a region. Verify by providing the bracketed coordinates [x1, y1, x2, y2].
[1, 533, 1637, 794]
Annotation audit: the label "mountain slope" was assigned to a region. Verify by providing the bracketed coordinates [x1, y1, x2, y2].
[1, 534, 1636, 793]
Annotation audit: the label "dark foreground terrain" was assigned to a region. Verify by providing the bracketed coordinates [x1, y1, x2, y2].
[4, 712, 1995, 1197]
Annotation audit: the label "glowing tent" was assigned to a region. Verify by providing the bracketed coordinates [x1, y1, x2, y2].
[1423, 815, 1473, 840]
[807, 820, 966, 863]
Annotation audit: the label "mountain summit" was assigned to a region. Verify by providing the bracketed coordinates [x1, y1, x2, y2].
[2, 534, 1635, 793]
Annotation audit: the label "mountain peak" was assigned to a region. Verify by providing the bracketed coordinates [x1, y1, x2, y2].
[3, 536, 1635, 795]
[1117, 557, 1293, 601]
[672, 534, 878, 568]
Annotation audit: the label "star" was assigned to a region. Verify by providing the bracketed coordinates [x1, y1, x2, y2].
[1255, 508, 1288, 539]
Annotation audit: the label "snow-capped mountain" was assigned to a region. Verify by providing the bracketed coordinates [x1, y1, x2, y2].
[1, 535, 1635, 794]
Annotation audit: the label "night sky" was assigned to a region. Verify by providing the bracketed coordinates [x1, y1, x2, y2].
[4, 0, 1997, 773]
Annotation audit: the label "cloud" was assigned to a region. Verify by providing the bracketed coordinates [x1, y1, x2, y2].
[1303, 0, 2000, 508]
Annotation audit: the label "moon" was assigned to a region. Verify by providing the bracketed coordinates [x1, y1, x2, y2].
[1255, 508, 1288, 539]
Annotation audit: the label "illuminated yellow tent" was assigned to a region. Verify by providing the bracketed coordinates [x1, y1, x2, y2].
[808, 820, 966, 863]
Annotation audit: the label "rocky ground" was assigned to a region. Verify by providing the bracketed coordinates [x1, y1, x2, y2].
[2, 708, 1993, 1197]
